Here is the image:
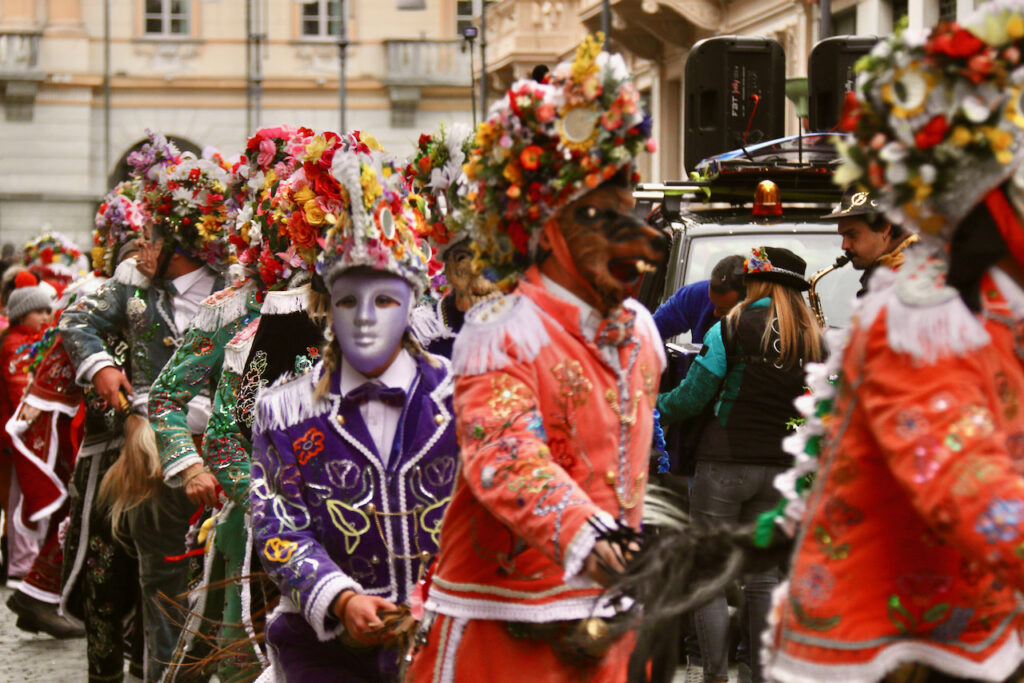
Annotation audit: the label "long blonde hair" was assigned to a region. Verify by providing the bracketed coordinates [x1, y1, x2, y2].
[724, 279, 823, 369]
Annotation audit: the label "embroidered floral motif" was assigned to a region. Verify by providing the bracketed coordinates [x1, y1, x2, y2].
[894, 406, 929, 439]
[975, 498, 1023, 543]
[195, 337, 215, 357]
[551, 361, 592, 408]
[944, 405, 996, 451]
[185, 363, 211, 386]
[792, 563, 835, 607]
[813, 525, 850, 561]
[911, 435, 946, 483]
[931, 496, 961, 536]
[263, 537, 299, 563]
[292, 427, 326, 465]
[823, 496, 863, 532]
[235, 350, 268, 428]
[548, 437, 576, 470]
[488, 374, 530, 418]
[951, 455, 1001, 496]
[996, 371, 1019, 420]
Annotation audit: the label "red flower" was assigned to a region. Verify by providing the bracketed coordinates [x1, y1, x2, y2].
[292, 427, 325, 465]
[930, 25, 985, 59]
[914, 115, 950, 150]
[507, 221, 530, 255]
[965, 52, 995, 83]
[838, 90, 862, 132]
[520, 145, 544, 171]
[188, 167, 201, 182]
[313, 172, 341, 202]
[418, 155, 433, 174]
[40, 247, 54, 264]
[288, 209, 318, 249]
[527, 182, 543, 203]
[418, 133, 433, 150]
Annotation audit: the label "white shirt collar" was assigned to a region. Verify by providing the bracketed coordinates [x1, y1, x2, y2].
[540, 273, 605, 342]
[339, 349, 417, 396]
[990, 266, 1024, 320]
[171, 266, 212, 296]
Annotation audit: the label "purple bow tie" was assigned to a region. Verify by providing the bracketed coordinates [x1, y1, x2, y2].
[342, 382, 406, 408]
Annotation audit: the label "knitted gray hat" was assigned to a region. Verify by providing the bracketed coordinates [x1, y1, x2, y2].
[7, 285, 52, 322]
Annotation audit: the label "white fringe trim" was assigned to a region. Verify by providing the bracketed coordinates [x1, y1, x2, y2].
[253, 365, 332, 433]
[624, 298, 667, 373]
[409, 303, 451, 346]
[224, 318, 261, 375]
[767, 624, 1024, 683]
[260, 284, 310, 315]
[450, 294, 551, 376]
[193, 280, 257, 332]
[112, 258, 150, 288]
[425, 586, 619, 623]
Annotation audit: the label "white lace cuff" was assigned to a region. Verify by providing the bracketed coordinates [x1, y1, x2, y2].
[562, 510, 618, 583]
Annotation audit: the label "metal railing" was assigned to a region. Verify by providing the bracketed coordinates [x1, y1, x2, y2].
[384, 39, 472, 87]
[0, 32, 41, 74]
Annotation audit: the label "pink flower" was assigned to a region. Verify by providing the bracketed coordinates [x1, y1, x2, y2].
[499, 135, 513, 149]
[645, 139, 658, 153]
[537, 103, 556, 122]
[258, 139, 277, 169]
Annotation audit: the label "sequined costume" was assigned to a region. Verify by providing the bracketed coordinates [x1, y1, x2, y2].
[59, 258, 225, 681]
[251, 353, 457, 681]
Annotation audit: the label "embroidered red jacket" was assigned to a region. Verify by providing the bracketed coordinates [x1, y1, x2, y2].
[424, 268, 665, 623]
[767, 266, 1024, 682]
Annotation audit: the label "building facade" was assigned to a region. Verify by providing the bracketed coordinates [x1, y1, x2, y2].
[0, 0, 475, 248]
[477, 0, 980, 183]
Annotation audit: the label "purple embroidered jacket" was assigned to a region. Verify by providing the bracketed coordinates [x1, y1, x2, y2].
[250, 354, 457, 644]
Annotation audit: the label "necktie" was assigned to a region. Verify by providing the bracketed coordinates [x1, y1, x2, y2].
[342, 382, 406, 408]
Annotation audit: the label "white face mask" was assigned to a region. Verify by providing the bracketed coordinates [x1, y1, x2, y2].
[330, 271, 412, 377]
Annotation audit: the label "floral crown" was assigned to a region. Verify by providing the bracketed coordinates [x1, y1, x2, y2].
[128, 130, 182, 191]
[145, 151, 234, 268]
[93, 181, 146, 277]
[836, 3, 1024, 238]
[227, 125, 318, 289]
[405, 123, 473, 253]
[24, 231, 85, 278]
[461, 33, 654, 276]
[315, 145, 430, 295]
[744, 247, 774, 275]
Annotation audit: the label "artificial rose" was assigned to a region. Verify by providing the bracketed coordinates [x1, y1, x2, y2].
[914, 115, 950, 150]
[520, 145, 543, 171]
[507, 221, 529, 254]
[930, 26, 984, 59]
[257, 138, 277, 169]
[40, 247, 54, 264]
[313, 172, 341, 202]
[288, 209, 318, 249]
[304, 199, 326, 226]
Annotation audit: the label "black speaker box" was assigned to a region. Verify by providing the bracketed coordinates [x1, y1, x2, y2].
[684, 36, 786, 172]
[808, 35, 878, 132]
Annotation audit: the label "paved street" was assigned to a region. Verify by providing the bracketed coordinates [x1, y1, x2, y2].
[0, 585, 87, 682]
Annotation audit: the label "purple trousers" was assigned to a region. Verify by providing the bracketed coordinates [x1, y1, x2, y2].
[266, 610, 400, 682]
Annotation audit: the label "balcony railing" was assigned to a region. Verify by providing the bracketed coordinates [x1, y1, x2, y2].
[0, 32, 41, 75]
[384, 40, 472, 87]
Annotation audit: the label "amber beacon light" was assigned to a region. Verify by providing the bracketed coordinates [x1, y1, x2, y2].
[753, 180, 783, 216]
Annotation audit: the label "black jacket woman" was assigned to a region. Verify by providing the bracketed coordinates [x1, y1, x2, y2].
[656, 246, 825, 683]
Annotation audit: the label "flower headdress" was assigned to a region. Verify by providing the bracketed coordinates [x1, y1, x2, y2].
[23, 231, 86, 278]
[836, 3, 1024, 238]
[127, 130, 182, 192]
[405, 123, 473, 253]
[144, 150, 234, 268]
[93, 181, 147, 277]
[227, 125, 318, 289]
[315, 144, 430, 296]
[461, 33, 654, 276]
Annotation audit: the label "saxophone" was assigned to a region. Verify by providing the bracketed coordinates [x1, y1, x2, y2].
[808, 254, 850, 328]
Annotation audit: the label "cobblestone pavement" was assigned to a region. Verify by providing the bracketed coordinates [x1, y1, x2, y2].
[0, 585, 87, 682]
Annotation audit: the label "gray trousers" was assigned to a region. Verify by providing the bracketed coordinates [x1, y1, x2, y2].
[125, 483, 196, 682]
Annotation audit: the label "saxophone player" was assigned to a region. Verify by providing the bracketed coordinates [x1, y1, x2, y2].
[826, 188, 917, 296]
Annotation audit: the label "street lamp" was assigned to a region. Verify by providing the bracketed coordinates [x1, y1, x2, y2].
[338, 0, 349, 134]
[463, 25, 478, 127]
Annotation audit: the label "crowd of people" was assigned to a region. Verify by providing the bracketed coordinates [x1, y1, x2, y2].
[2, 4, 1024, 682]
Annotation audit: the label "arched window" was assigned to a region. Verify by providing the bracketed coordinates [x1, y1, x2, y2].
[107, 135, 203, 188]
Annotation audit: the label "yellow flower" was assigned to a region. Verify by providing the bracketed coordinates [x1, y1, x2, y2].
[360, 166, 382, 210]
[997, 149, 1014, 165]
[986, 127, 1013, 151]
[951, 126, 972, 146]
[910, 176, 932, 202]
[474, 122, 495, 148]
[362, 133, 382, 151]
[1009, 15, 1024, 39]
[91, 246, 105, 271]
[571, 33, 604, 84]
[303, 135, 329, 163]
[263, 169, 278, 190]
[294, 186, 316, 205]
[198, 214, 221, 240]
[304, 199, 326, 226]
[382, 166, 392, 178]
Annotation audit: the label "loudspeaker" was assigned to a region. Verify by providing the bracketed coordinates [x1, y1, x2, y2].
[684, 36, 786, 172]
[808, 35, 878, 132]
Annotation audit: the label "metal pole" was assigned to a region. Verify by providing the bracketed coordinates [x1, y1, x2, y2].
[601, 0, 611, 49]
[479, 0, 487, 122]
[103, 0, 111, 186]
[819, 0, 832, 40]
[253, 0, 263, 130]
[338, 0, 348, 134]
[245, 0, 252, 135]
[468, 39, 477, 127]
